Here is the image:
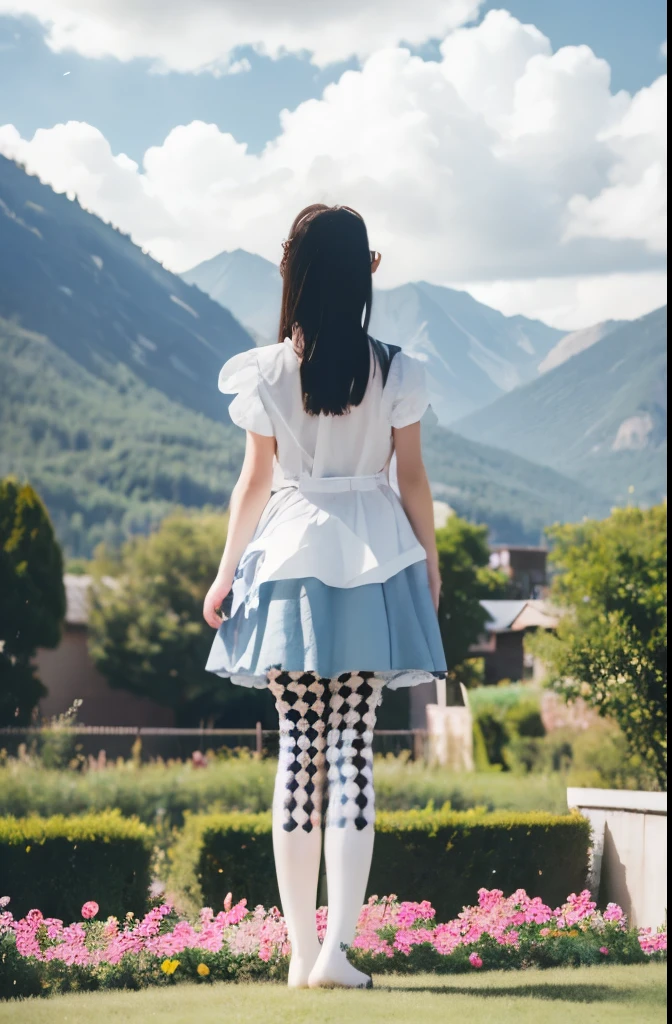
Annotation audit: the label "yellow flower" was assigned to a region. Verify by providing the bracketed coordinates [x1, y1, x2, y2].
[197, 963, 210, 977]
[569, 930, 579, 938]
[161, 959, 180, 975]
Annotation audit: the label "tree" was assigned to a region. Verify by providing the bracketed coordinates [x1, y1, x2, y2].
[531, 504, 667, 788]
[0, 478, 66, 725]
[88, 509, 274, 727]
[435, 516, 512, 677]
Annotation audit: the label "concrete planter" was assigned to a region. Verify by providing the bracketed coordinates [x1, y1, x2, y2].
[567, 787, 667, 930]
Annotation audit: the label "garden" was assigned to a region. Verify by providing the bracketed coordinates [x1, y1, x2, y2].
[0, 486, 667, 1017]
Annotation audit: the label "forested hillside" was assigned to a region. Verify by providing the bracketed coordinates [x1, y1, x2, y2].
[0, 155, 252, 420]
[0, 317, 244, 554]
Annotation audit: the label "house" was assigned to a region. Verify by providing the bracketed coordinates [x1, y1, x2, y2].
[489, 546, 549, 599]
[469, 599, 559, 685]
[35, 575, 175, 727]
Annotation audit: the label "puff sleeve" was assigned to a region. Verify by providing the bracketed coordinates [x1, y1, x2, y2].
[218, 349, 275, 436]
[389, 351, 430, 428]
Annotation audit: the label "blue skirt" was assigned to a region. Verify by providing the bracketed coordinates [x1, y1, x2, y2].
[206, 560, 446, 689]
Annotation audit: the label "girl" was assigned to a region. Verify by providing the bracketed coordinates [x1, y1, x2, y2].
[203, 204, 446, 989]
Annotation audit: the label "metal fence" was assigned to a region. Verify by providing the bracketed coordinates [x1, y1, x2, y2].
[0, 725, 428, 761]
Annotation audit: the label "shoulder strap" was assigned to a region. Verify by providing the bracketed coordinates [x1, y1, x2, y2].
[369, 337, 402, 388]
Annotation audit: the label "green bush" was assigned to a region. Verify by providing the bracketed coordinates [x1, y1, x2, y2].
[0, 812, 153, 921]
[0, 755, 571, 828]
[171, 808, 590, 922]
[0, 754, 277, 828]
[469, 686, 547, 772]
[505, 700, 545, 739]
[467, 682, 536, 713]
[475, 710, 509, 767]
[565, 720, 661, 790]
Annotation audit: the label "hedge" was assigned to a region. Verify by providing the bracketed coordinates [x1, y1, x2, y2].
[170, 808, 591, 921]
[0, 759, 570, 826]
[0, 811, 153, 920]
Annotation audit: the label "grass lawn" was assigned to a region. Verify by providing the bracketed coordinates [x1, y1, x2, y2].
[0, 965, 665, 1024]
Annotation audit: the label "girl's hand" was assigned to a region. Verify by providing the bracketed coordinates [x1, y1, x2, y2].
[203, 575, 233, 629]
[427, 559, 442, 613]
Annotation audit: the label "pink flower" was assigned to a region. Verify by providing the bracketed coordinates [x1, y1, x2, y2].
[44, 918, 64, 940]
[600, 947, 609, 955]
[604, 903, 625, 924]
[0, 911, 14, 936]
[554, 890, 597, 929]
[316, 906, 329, 942]
[81, 901, 99, 920]
[638, 929, 667, 954]
[469, 953, 483, 968]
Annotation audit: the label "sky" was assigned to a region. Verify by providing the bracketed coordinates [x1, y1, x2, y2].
[0, 0, 667, 330]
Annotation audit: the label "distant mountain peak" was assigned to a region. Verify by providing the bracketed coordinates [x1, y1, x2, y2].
[455, 306, 667, 505]
[538, 319, 626, 374]
[182, 248, 564, 423]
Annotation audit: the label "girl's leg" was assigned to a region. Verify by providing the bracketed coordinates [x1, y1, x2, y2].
[268, 669, 327, 988]
[309, 672, 384, 989]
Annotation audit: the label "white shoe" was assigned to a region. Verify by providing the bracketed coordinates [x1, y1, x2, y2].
[308, 950, 373, 989]
[287, 946, 322, 988]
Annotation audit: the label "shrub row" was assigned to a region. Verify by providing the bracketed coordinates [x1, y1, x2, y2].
[0, 757, 570, 826]
[0, 812, 153, 920]
[170, 808, 591, 922]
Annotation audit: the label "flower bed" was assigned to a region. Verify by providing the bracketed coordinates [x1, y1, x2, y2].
[0, 888, 665, 999]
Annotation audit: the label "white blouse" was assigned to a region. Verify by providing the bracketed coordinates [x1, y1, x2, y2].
[218, 338, 430, 590]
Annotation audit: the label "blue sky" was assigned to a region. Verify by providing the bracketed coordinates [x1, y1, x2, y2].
[0, 1, 666, 161]
[0, 1, 666, 329]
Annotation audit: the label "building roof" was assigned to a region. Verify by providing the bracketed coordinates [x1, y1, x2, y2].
[64, 573, 117, 626]
[480, 599, 559, 633]
[512, 600, 560, 631]
[481, 600, 528, 632]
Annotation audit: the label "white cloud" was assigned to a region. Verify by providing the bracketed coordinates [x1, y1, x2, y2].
[0, 0, 483, 70]
[460, 271, 668, 331]
[228, 58, 251, 76]
[565, 76, 667, 252]
[0, 10, 667, 328]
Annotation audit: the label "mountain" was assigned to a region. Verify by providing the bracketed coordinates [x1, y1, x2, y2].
[370, 282, 562, 423]
[538, 320, 625, 374]
[455, 307, 668, 504]
[181, 248, 282, 346]
[420, 423, 608, 543]
[0, 158, 608, 555]
[0, 155, 253, 421]
[181, 250, 564, 423]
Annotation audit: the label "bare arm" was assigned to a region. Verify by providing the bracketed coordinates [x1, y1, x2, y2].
[203, 430, 275, 628]
[393, 421, 441, 611]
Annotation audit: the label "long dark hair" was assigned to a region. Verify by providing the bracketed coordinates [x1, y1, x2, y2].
[278, 204, 373, 416]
